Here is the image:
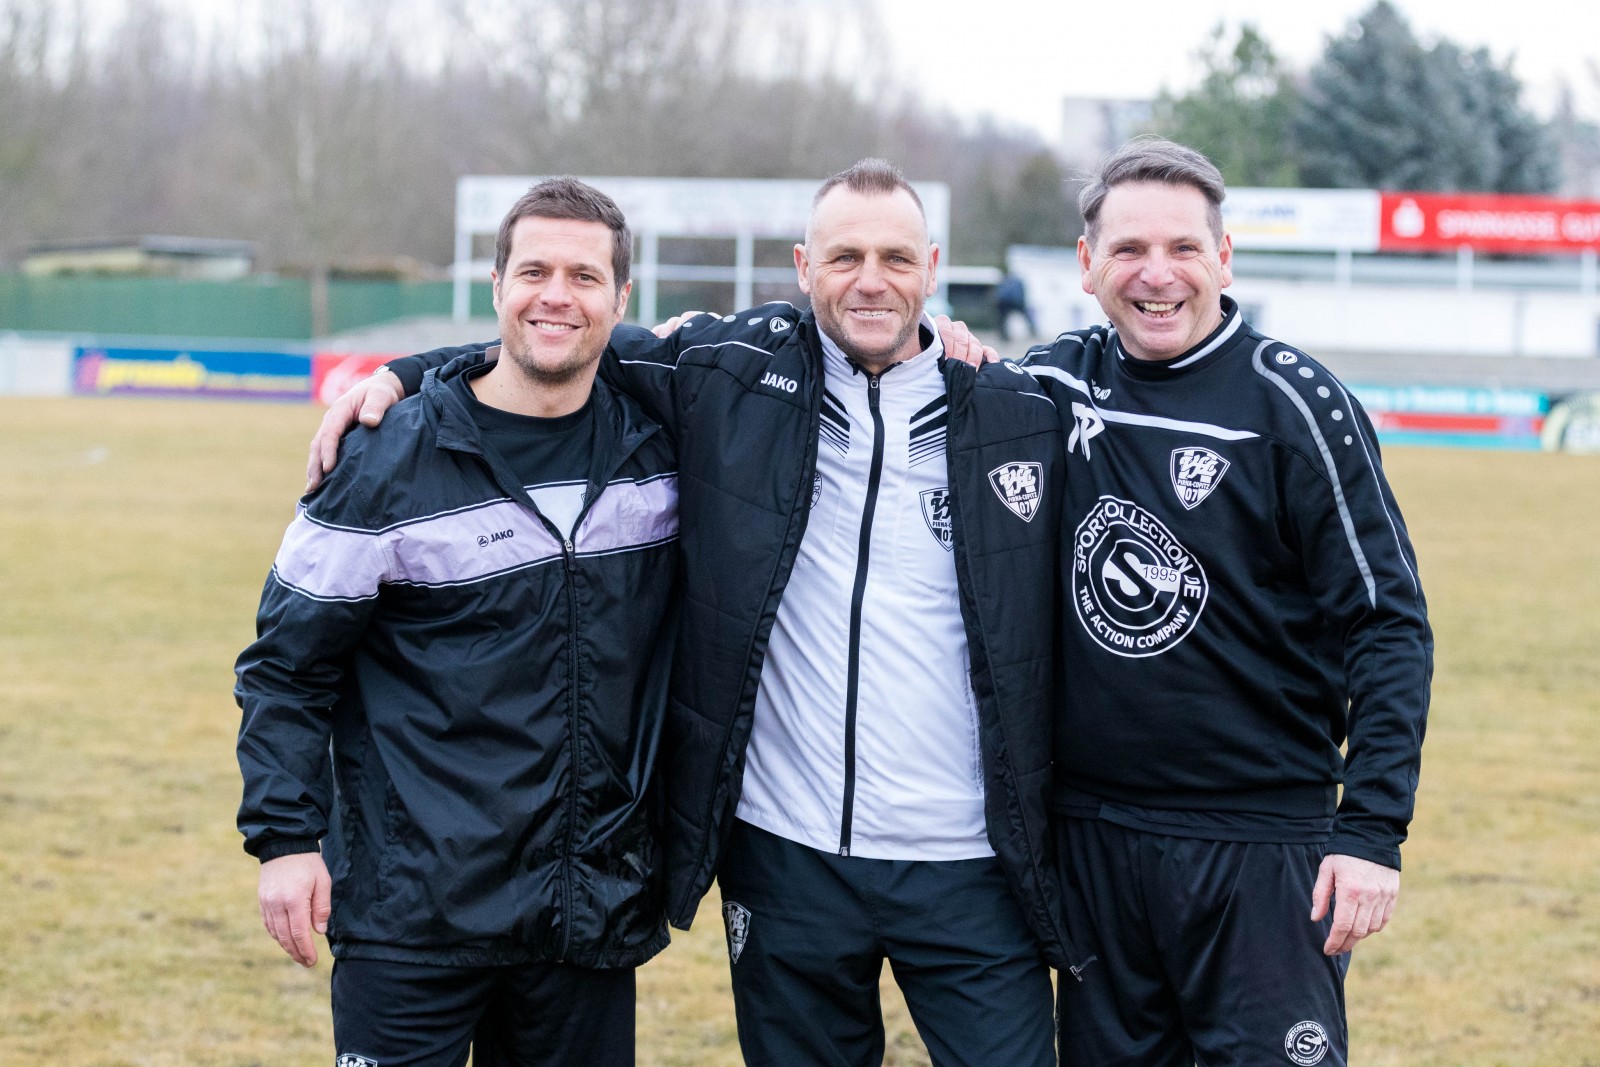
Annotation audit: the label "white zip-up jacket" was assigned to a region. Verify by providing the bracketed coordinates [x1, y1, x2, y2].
[735, 324, 992, 860]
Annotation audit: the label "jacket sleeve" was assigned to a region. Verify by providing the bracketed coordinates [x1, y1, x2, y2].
[599, 321, 710, 432]
[234, 463, 388, 862]
[383, 342, 494, 396]
[1283, 395, 1432, 870]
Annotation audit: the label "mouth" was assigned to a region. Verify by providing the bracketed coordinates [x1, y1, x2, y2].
[848, 309, 896, 321]
[529, 320, 580, 332]
[1133, 300, 1182, 319]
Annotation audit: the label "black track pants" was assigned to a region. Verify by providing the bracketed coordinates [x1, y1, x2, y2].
[717, 819, 1054, 1067]
[330, 956, 635, 1067]
[1054, 817, 1349, 1067]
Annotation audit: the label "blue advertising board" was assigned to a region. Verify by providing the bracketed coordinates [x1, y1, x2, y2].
[72, 346, 310, 401]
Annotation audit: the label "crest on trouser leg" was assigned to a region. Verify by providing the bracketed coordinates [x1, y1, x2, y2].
[722, 901, 752, 964]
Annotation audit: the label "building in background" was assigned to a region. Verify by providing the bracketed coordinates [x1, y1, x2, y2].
[22, 237, 256, 280]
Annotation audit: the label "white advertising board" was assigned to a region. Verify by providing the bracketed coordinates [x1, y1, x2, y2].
[1222, 189, 1381, 252]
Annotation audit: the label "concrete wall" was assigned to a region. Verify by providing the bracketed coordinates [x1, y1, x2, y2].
[0, 335, 74, 395]
[1235, 279, 1600, 359]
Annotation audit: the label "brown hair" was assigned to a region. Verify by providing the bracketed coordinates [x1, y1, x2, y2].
[1078, 137, 1225, 246]
[494, 177, 632, 291]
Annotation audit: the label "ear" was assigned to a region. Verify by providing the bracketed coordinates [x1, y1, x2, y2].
[1217, 233, 1234, 289]
[490, 271, 502, 312]
[1077, 237, 1095, 296]
[924, 244, 941, 297]
[793, 243, 812, 296]
[614, 279, 634, 318]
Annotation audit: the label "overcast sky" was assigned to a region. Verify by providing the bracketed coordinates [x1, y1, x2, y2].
[867, 0, 1599, 142]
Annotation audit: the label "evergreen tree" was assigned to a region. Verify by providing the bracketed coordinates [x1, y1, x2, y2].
[1150, 23, 1300, 187]
[1295, 0, 1558, 192]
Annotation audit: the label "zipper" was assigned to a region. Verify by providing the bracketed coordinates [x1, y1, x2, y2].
[549, 460, 626, 960]
[556, 532, 579, 961]
[839, 371, 887, 856]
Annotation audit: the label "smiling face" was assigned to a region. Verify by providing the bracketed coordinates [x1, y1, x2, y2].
[1079, 180, 1233, 362]
[492, 214, 630, 387]
[795, 186, 939, 373]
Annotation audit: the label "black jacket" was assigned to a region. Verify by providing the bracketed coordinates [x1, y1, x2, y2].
[235, 357, 680, 967]
[1022, 298, 1430, 868]
[389, 308, 1080, 968]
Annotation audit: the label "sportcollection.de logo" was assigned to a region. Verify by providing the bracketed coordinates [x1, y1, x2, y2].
[1072, 496, 1207, 657]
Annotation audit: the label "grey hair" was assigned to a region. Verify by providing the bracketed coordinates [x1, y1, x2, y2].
[807, 158, 926, 243]
[1078, 136, 1226, 245]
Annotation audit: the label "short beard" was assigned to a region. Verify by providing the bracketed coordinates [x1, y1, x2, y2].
[497, 339, 601, 388]
[818, 307, 924, 374]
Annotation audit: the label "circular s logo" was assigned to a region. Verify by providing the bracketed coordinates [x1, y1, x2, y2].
[1071, 496, 1206, 658]
[1284, 1020, 1330, 1065]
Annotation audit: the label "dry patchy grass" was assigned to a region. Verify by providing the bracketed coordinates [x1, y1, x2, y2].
[0, 398, 1595, 1064]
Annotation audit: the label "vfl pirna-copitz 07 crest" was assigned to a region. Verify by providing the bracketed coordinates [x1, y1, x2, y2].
[1170, 446, 1230, 510]
[920, 487, 954, 550]
[723, 901, 751, 964]
[1072, 496, 1207, 657]
[989, 461, 1042, 522]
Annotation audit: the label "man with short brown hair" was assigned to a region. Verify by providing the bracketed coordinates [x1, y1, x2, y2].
[237, 176, 678, 1067]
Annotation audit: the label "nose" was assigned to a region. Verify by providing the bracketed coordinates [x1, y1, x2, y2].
[1138, 249, 1176, 287]
[854, 255, 889, 294]
[539, 272, 575, 306]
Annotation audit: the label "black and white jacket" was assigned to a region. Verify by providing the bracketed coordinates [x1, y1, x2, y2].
[388, 307, 1082, 969]
[1022, 297, 1431, 869]
[235, 356, 680, 968]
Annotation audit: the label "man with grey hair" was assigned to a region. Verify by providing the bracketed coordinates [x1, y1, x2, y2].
[1019, 136, 1431, 1065]
[307, 158, 1080, 1066]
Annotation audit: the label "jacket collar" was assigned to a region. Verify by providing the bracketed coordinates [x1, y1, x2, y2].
[1109, 295, 1246, 380]
[423, 346, 661, 514]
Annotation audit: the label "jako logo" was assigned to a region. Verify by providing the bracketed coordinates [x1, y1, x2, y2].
[760, 371, 798, 394]
[476, 530, 514, 547]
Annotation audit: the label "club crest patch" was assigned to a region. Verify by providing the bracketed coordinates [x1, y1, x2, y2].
[723, 901, 752, 964]
[1170, 447, 1230, 510]
[336, 1055, 379, 1067]
[1072, 496, 1207, 658]
[1284, 1020, 1330, 1065]
[988, 461, 1042, 522]
[920, 487, 954, 550]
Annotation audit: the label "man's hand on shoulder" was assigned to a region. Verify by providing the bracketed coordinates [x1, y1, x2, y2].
[936, 314, 998, 368]
[305, 367, 405, 492]
[1310, 852, 1399, 956]
[651, 310, 710, 338]
[258, 851, 332, 967]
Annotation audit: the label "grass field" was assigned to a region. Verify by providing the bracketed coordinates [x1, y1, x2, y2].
[1, 395, 1596, 1066]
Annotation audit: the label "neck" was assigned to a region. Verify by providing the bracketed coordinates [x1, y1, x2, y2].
[471, 358, 596, 418]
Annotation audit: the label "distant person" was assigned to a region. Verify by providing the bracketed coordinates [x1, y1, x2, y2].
[995, 270, 1037, 342]
[235, 178, 679, 1066]
[1021, 137, 1432, 1066]
[306, 159, 1080, 1066]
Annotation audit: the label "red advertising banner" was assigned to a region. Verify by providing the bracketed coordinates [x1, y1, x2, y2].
[1379, 192, 1600, 254]
[311, 351, 398, 406]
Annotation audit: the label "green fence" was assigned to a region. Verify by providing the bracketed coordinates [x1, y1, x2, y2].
[0, 275, 497, 340]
